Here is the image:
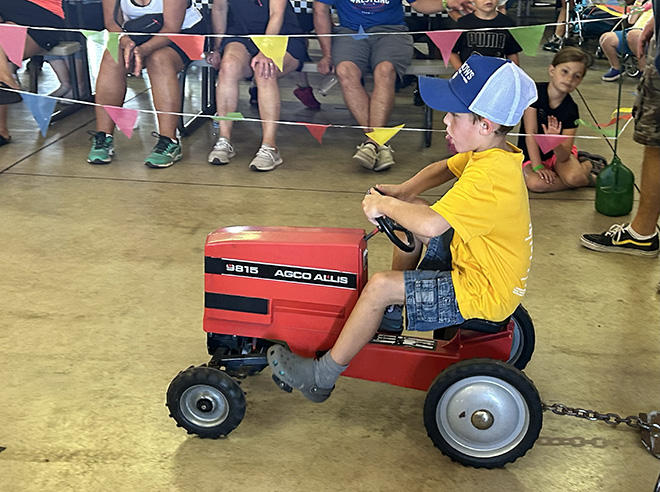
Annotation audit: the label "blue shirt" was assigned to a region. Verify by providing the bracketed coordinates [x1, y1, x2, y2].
[316, 0, 417, 30]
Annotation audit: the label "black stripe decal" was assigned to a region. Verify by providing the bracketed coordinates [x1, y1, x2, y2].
[205, 257, 357, 289]
[205, 293, 269, 315]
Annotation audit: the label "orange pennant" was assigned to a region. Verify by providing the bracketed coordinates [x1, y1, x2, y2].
[167, 34, 205, 61]
[302, 122, 330, 144]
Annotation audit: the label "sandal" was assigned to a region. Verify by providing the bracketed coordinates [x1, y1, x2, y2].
[577, 150, 608, 168]
[0, 82, 22, 105]
[267, 344, 334, 403]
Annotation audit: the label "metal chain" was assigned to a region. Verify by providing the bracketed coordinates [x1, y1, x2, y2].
[542, 402, 660, 433]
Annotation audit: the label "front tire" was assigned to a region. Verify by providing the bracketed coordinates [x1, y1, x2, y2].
[424, 359, 542, 468]
[167, 365, 246, 438]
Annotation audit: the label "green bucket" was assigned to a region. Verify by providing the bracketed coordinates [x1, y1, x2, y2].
[595, 156, 635, 217]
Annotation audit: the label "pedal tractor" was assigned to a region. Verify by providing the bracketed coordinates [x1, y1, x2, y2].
[167, 218, 542, 468]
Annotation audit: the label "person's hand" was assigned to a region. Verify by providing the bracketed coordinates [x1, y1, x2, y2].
[132, 45, 148, 76]
[206, 50, 222, 70]
[317, 55, 334, 76]
[446, 0, 475, 14]
[375, 183, 413, 202]
[362, 188, 386, 225]
[638, 18, 654, 56]
[535, 167, 557, 185]
[541, 116, 562, 136]
[121, 36, 136, 71]
[251, 52, 278, 79]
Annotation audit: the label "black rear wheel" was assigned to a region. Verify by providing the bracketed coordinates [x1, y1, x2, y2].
[507, 305, 535, 370]
[424, 359, 542, 468]
[167, 365, 246, 438]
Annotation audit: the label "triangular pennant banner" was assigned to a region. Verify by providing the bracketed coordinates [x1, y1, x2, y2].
[510, 25, 545, 57]
[0, 24, 27, 66]
[167, 34, 205, 61]
[603, 113, 633, 127]
[250, 35, 288, 71]
[352, 25, 368, 41]
[22, 93, 56, 137]
[103, 105, 138, 138]
[301, 122, 330, 144]
[426, 30, 462, 68]
[576, 118, 618, 138]
[532, 134, 571, 154]
[105, 32, 120, 63]
[82, 29, 107, 49]
[611, 107, 632, 119]
[366, 124, 405, 146]
[214, 112, 244, 121]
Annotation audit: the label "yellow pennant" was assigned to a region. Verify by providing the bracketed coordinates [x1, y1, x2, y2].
[250, 35, 288, 71]
[611, 107, 632, 118]
[366, 124, 405, 147]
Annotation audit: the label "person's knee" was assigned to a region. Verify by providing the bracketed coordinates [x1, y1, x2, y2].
[524, 176, 549, 193]
[218, 55, 247, 81]
[373, 61, 397, 85]
[362, 271, 400, 304]
[559, 169, 588, 188]
[146, 50, 179, 76]
[336, 62, 361, 85]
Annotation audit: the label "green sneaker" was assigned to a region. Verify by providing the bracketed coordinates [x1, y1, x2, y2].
[87, 131, 114, 164]
[144, 132, 182, 168]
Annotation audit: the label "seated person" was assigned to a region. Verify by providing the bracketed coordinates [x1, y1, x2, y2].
[518, 47, 604, 192]
[87, 0, 204, 168]
[206, 0, 307, 172]
[266, 55, 537, 402]
[313, 0, 474, 172]
[449, 0, 522, 70]
[599, 0, 653, 81]
[0, 0, 67, 147]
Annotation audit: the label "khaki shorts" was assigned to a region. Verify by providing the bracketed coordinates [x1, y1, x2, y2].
[633, 39, 660, 148]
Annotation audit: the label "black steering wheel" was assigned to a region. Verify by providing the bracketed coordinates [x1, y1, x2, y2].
[375, 216, 416, 253]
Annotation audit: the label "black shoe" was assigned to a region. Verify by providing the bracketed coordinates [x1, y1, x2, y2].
[581, 224, 659, 257]
[543, 35, 561, 52]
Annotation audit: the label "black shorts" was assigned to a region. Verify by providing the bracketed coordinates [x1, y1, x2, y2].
[0, 0, 65, 51]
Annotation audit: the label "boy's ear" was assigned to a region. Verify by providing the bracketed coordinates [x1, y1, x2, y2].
[479, 118, 497, 135]
[548, 64, 555, 77]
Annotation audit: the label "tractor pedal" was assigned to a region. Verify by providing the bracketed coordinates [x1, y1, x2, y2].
[272, 374, 293, 393]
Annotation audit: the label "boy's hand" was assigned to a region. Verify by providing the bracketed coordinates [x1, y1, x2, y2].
[541, 116, 562, 136]
[362, 188, 387, 225]
[535, 167, 558, 185]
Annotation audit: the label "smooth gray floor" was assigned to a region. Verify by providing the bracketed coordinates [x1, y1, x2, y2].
[1, 18, 659, 492]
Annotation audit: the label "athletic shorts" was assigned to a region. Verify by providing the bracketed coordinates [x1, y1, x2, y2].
[616, 28, 639, 57]
[522, 145, 578, 172]
[220, 36, 307, 72]
[633, 39, 660, 148]
[403, 230, 465, 332]
[331, 25, 413, 79]
[0, 0, 65, 51]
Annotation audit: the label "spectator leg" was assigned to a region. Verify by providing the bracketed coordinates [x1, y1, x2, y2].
[336, 61, 370, 128]
[94, 49, 129, 134]
[146, 47, 185, 140]
[600, 32, 621, 70]
[631, 146, 660, 236]
[215, 43, 252, 140]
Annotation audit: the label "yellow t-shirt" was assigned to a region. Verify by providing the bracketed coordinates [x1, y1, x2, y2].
[430, 143, 532, 321]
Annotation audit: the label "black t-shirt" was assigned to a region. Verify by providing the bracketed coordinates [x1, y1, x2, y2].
[517, 82, 580, 161]
[452, 13, 522, 63]
[226, 0, 302, 35]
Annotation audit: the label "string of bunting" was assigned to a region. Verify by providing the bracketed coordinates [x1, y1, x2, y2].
[0, 14, 634, 146]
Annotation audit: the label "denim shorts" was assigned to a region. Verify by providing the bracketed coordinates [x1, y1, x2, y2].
[403, 230, 465, 332]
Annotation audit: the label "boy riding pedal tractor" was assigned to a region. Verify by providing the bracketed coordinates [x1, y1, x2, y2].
[267, 54, 538, 403]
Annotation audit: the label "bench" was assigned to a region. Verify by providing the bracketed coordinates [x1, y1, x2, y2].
[180, 57, 452, 147]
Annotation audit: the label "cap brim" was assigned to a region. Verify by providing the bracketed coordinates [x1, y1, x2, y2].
[418, 76, 470, 114]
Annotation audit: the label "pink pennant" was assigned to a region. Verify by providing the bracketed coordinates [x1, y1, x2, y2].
[0, 24, 27, 66]
[103, 105, 138, 138]
[167, 34, 205, 61]
[302, 122, 330, 144]
[426, 30, 462, 68]
[532, 134, 571, 154]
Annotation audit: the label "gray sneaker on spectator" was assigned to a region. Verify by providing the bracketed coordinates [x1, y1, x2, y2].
[378, 304, 403, 334]
[249, 144, 283, 171]
[374, 144, 395, 171]
[208, 136, 235, 165]
[353, 141, 378, 170]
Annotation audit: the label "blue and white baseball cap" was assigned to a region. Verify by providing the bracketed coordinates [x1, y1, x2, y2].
[419, 54, 537, 127]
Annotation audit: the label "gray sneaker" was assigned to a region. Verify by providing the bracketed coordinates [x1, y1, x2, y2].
[374, 144, 395, 171]
[207, 136, 235, 165]
[353, 142, 378, 170]
[249, 144, 283, 171]
[378, 304, 403, 333]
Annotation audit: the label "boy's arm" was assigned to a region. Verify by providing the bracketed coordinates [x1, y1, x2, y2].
[363, 194, 452, 239]
[379, 158, 457, 202]
[521, 107, 543, 177]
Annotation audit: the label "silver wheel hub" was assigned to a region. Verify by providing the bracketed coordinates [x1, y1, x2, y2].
[180, 384, 229, 428]
[437, 376, 529, 458]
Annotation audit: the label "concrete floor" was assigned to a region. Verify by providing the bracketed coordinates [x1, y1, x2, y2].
[1, 11, 659, 492]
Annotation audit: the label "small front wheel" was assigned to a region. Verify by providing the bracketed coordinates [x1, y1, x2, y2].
[424, 359, 542, 468]
[167, 365, 246, 438]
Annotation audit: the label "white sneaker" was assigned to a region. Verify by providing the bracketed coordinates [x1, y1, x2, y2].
[353, 142, 378, 170]
[249, 144, 283, 171]
[207, 137, 235, 165]
[374, 145, 395, 171]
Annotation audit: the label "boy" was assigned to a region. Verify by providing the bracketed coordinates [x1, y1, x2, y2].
[268, 55, 537, 403]
[449, 0, 522, 70]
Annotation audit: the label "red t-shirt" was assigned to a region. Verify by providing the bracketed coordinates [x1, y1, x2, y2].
[32, 0, 65, 19]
